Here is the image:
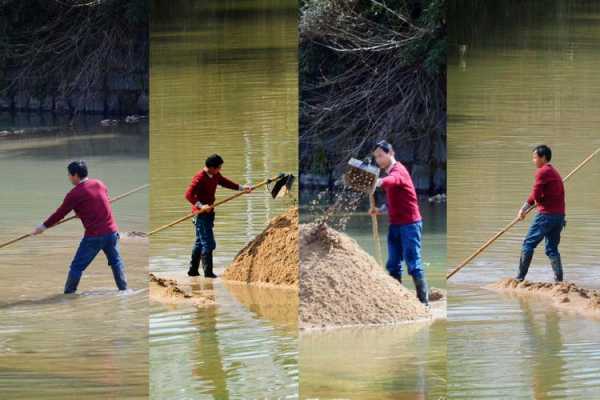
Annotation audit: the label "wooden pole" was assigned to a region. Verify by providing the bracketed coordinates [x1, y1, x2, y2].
[447, 147, 600, 280]
[0, 184, 149, 251]
[369, 192, 384, 266]
[147, 175, 283, 237]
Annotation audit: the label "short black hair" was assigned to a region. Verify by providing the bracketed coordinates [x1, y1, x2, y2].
[205, 154, 224, 168]
[68, 160, 88, 178]
[533, 145, 552, 162]
[374, 140, 393, 153]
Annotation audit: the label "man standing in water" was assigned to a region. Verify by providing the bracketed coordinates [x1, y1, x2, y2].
[31, 161, 127, 294]
[516, 145, 565, 282]
[369, 140, 429, 305]
[185, 154, 252, 278]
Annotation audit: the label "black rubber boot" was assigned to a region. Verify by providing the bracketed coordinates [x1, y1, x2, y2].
[187, 250, 201, 277]
[390, 273, 402, 284]
[413, 276, 429, 306]
[202, 252, 217, 279]
[550, 255, 563, 283]
[516, 251, 533, 282]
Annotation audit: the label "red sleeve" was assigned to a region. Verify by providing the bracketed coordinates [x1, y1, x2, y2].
[43, 192, 75, 228]
[380, 171, 405, 190]
[527, 169, 545, 205]
[185, 172, 203, 205]
[218, 174, 240, 191]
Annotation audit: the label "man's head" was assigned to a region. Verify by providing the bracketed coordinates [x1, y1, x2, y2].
[205, 154, 224, 175]
[67, 160, 88, 185]
[532, 145, 552, 168]
[373, 140, 395, 169]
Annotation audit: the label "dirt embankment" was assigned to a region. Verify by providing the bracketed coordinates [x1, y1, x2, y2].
[222, 208, 299, 288]
[488, 278, 600, 319]
[300, 223, 432, 330]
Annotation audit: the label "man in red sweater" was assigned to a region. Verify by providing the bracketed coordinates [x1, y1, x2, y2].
[369, 140, 429, 305]
[516, 145, 566, 282]
[185, 154, 252, 278]
[31, 161, 127, 294]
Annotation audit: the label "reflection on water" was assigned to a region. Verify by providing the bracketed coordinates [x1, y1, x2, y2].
[150, 277, 298, 399]
[149, 0, 298, 398]
[448, 1, 600, 397]
[0, 120, 148, 398]
[299, 200, 447, 399]
[300, 320, 447, 400]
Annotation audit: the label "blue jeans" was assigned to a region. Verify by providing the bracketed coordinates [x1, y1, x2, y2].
[64, 232, 128, 293]
[386, 221, 425, 280]
[522, 213, 565, 258]
[192, 212, 216, 259]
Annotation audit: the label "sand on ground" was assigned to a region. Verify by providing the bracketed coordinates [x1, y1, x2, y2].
[487, 278, 600, 319]
[300, 223, 432, 330]
[222, 207, 298, 288]
[149, 273, 216, 307]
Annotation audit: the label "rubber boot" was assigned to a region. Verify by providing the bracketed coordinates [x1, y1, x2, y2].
[202, 252, 217, 279]
[390, 273, 402, 284]
[412, 276, 429, 306]
[515, 251, 533, 282]
[187, 251, 201, 277]
[550, 255, 564, 283]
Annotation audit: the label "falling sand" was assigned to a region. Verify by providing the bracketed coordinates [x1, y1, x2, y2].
[222, 207, 299, 288]
[488, 278, 600, 319]
[300, 223, 432, 330]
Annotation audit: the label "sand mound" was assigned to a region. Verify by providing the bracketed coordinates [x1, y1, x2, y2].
[299, 223, 431, 329]
[149, 273, 215, 307]
[488, 278, 600, 319]
[222, 208, 299, 287]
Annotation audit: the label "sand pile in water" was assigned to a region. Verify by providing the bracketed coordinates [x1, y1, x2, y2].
[488, 278, 600, 319]
[149, 273, 215, 307]
[222, 207, 299, 288]
[300, 223, 431, 329]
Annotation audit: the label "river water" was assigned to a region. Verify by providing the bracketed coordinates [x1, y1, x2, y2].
[0, 114, 149, 398]
[448, 1, 600, 398]
[149, 0, 299, 398]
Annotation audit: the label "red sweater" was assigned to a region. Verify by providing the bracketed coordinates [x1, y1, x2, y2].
[527, 163, 565, 214]
[185, 170, 240, 212]
[380, 162, 422, 225]
[44, 179, 118, 237]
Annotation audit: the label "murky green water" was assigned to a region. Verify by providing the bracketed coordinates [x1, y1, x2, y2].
[0, 115, 149, 398]
[448, 1, 600, 397]
[149, 0, 298, 398]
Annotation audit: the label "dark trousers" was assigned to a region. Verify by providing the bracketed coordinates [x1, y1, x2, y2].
[65, 232, 127, 293]
[386, 221, 425, 280]
[522, 213, 565, 258]
[191, 212, 216, 260]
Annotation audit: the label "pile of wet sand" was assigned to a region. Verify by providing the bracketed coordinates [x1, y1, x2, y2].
[488, 278, 600, 319]
[149, 273, 215, 307]
[222, 208, 299, 288]
[300, 223, 431, 330]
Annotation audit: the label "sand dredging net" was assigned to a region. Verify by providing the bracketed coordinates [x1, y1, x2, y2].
[223, 207, 299, 287]
[299, 223, 431, 329]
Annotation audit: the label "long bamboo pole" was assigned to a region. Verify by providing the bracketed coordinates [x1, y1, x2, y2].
[0, 184, 149, 251]
[146, 175, 283, 237]
[447, 147, 600, 280]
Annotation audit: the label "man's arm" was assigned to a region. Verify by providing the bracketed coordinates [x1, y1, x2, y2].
[219, 175, 250, 192]
[185, 173, 202, 205]
[33, 193, 75, 234]
[518, 170, 545, 220]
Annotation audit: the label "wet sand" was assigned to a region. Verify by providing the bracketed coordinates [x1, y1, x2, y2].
[487, 278, 600, 319]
